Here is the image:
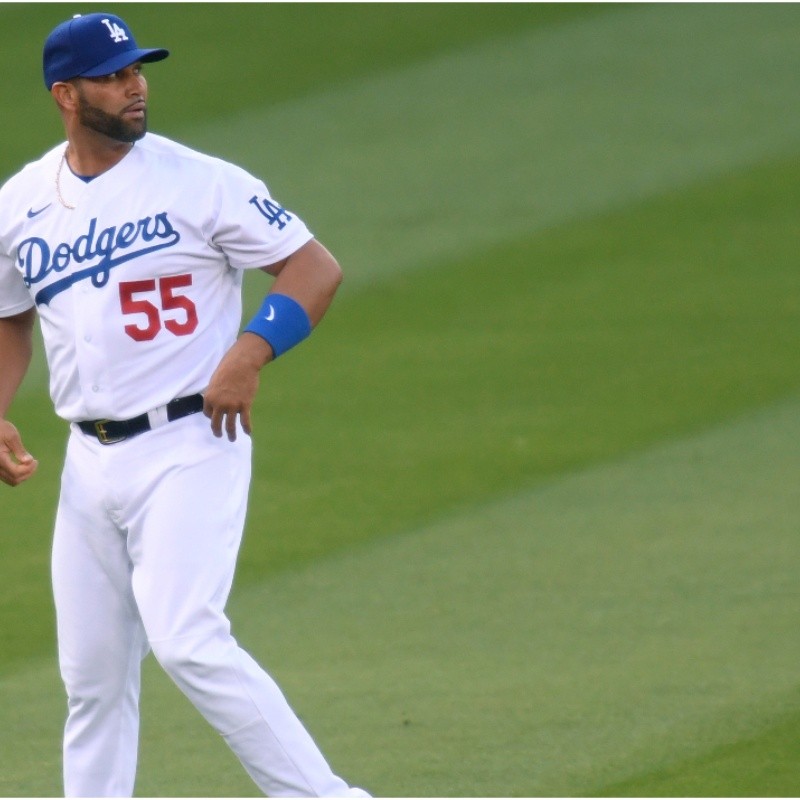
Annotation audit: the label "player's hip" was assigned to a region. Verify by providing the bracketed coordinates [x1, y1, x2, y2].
[63, 410, 252, 507]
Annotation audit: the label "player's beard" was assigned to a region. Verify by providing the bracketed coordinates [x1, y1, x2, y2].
[76, 93, 147, 144]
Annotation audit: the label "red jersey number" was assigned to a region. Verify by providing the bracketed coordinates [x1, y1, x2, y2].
[119, 274, 199, 342]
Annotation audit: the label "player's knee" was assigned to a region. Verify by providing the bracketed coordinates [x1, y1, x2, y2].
[61, 665, 130, 709]
[150, 632, 226, 680]
[150, 636, 194, 677]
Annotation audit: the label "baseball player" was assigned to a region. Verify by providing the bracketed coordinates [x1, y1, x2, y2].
[0, 12, 370, 798]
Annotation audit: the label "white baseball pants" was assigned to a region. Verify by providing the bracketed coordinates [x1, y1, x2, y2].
[51, 413, 363, 797]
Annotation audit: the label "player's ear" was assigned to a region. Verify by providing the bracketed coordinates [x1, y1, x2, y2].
[51, 81, 79, 112]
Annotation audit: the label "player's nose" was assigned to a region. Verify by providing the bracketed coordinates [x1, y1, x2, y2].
[126, 78, 146, 98]
[122, 69, 147, 97]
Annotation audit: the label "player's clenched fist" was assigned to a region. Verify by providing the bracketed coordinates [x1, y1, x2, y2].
[0, 419, 38, 487]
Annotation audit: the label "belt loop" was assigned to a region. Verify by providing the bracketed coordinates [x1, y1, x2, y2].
[146, 404, 170, 430]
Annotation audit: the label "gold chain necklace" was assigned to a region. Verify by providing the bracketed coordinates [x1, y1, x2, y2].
[55, 146, 76, 210]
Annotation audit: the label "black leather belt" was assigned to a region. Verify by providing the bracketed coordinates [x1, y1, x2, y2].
[77, 394, 205, 445]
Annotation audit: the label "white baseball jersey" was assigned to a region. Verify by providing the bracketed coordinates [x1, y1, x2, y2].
[0, 133, 313, 422]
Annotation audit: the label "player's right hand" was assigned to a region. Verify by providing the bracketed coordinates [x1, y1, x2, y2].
[0, 419, 38, 487]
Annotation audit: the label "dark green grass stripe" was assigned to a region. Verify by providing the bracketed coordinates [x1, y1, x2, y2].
[236, 149, 800, 581]
[593, 694, 800, 797]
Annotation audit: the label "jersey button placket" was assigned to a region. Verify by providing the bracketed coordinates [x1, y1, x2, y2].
[73, 271, 108, 416]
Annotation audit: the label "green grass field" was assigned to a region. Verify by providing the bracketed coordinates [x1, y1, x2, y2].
[2, 3, 800, 796]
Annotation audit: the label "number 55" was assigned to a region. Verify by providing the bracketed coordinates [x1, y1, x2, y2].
[119, 274, 199, 342]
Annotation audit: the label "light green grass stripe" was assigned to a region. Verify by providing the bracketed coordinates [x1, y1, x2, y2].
[218, 395, 800, 796]
[183, 4, 800, 290]
[3, 394, 798, 796]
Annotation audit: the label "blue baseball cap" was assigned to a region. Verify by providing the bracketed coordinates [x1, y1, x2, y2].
[43, 12, 169, 90]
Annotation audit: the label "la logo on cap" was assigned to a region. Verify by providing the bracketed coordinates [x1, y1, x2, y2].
[101, 18, 129, 44]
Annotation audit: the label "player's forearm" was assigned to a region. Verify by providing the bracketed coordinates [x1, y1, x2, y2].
[0, 308, 35, 418]
[205, 240, 343, 441]
[266, 238, 343, 327]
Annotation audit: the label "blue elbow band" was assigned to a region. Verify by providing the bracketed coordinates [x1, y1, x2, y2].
[244, 293, 312, 358]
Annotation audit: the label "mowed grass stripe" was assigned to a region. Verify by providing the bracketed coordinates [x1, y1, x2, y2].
[3, 393, 799, 796]
[215, 398, 800, 799]
[234, 149, 800, 582]
[182, 4, 800, 291]
[595, 697, 800, 797]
